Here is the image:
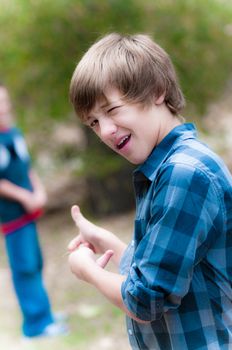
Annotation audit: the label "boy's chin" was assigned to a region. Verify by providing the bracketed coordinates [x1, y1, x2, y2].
[124, 156, 143, 165]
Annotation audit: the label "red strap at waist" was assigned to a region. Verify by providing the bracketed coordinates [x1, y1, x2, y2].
[1, 209, 43, 235]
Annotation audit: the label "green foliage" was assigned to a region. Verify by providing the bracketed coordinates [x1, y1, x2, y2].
[0, 0, 231, 121]
[141, 0, 232, 114]
[0, 0, 144, 124]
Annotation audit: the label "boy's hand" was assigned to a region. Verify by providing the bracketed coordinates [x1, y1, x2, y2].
[68, 205, 103, 254]
[68, 204, 127, 267]
[96, 249, 114, 268]
[68, 244, 114, 282]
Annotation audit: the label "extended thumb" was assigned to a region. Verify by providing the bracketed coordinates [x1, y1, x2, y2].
[71, 205, 81, 222]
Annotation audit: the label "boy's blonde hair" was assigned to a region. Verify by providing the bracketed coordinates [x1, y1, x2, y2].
[70, 33, 185, 120]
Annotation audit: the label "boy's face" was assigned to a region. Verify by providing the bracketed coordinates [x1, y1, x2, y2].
[85, 88, 175, 164]
[0, 87, 12, 127]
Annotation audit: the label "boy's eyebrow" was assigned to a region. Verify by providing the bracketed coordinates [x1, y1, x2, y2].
[100, 102, 110, 108]
[85, 98, 123, 121]
[100, 98, 122, 109]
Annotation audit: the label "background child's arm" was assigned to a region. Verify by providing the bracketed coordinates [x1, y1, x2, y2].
[28, 169, 47, 207]
[0, 170, 47, 213]
[0, 179, 32, 204]
[29, 170, 46, 197]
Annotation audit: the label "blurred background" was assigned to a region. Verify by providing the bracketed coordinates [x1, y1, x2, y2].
[0, 0, 231, 349]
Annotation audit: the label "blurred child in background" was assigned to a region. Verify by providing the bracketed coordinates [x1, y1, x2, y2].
[0, 83, 68, 338]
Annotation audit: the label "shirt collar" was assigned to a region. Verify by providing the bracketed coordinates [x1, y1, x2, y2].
[135, 123, 197, 181]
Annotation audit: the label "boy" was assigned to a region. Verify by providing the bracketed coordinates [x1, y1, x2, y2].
[68, 34, 232, 349]
[0, 83, 68, 338]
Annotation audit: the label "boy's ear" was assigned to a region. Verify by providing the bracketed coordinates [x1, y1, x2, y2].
[155, 93, 165, 105]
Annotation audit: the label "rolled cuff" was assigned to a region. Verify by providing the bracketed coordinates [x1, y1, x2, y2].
[121, 277, 165, 322]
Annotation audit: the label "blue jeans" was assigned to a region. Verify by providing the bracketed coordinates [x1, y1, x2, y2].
[5, 222, 54, 336]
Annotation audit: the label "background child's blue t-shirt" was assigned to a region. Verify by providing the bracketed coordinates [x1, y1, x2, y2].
[0, 127, 32, 224]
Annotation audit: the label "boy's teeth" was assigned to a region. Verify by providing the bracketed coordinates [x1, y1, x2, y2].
[118, 136, 129, 146]
[116, 135, 131, 150]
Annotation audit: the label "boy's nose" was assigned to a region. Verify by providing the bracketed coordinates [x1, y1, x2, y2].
[99, 118, 117, 140]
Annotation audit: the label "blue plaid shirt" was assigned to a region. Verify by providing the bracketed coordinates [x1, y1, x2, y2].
[120, 123, 232, 350]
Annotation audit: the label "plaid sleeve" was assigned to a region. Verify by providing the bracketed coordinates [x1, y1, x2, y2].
[121, 163, 224, 321]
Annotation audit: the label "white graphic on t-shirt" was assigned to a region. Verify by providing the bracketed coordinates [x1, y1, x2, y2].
[14, 136, 29, 161]
[0, 145, 10, 170]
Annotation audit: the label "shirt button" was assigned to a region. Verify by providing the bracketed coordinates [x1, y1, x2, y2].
[128, 329, 133, 335]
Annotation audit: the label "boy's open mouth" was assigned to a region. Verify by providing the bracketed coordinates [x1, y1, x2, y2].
[116, 135, 131, 150]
